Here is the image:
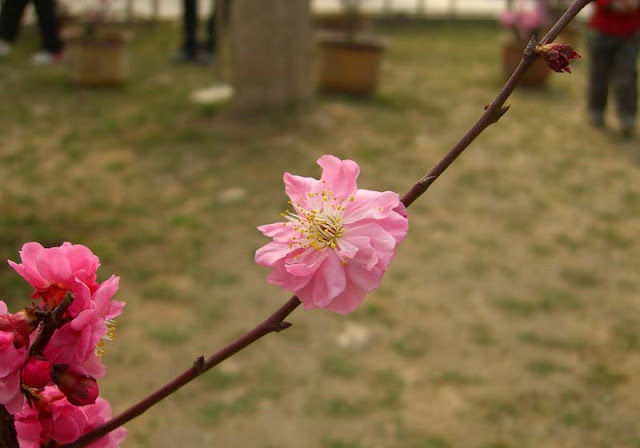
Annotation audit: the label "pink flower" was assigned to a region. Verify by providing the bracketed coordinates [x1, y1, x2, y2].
[255, 155, 408, 314]
[44, 276, 124, 377]
[13, 405, 41, 448]
[83, 398, 127, 448]
[536, 43, 581, 73]
[8, 242, 99, 311]
[498, 0, 547, 39]
[15, 390, 127, 448]
[15, 385, 88, 445]
[0, 301, 29, 413]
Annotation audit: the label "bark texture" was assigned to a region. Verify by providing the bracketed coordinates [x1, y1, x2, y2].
[0, 406, 18, 448]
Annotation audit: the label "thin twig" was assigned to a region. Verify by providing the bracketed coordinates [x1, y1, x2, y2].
[60, 1, 593, 446]
[63, 296, 301, 448]
[29, 293, 74, 357]
[401, 0, 593, 207]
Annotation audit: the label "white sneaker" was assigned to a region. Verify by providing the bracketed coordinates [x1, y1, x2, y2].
[0, 40, 12, 57]
[30, 51, 63, 65]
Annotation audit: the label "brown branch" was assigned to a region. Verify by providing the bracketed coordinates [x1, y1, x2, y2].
[29, 293, 74, 357]
[61, 1, 594, 446]
[0, 406, 19, 448]
[63, 296, 301, 448]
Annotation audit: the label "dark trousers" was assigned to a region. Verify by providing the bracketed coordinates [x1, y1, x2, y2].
[0, 0, 62, 53]
[588, 30, 639, 123]
[182, 0, 217, 57]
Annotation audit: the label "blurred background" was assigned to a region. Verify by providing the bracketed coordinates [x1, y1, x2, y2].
[1, 0, 639, 447]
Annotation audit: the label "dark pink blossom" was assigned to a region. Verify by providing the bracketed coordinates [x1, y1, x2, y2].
[83, 398, 128, 448]
[536, 43, 581, 73]
[8, 242, 100, 311]
[0, 301, 31, 413]
[15, 387, 126, 447]
[44, 276, 124, 377]
[15, 385, 88, 445]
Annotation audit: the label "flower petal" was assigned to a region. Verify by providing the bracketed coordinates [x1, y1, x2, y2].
[267, 264, 314, 291]
[257, 222, 296, 242]
[318, 155, 359, 198]
[327, 283, 367, 314]
[36, 248, 72, 285]
[284, 173, 319, 205]
[299, 253, 346, 308]
[255, 242, 294, 267]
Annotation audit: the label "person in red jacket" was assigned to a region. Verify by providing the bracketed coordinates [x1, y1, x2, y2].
[588, 0, 640, 137]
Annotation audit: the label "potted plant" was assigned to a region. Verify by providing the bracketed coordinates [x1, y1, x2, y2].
[63, 0, 132, 86]
[316, 0, 386, 95]
[498, 0, 550, 86]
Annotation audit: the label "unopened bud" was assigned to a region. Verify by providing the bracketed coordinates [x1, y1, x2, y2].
[536, 43, 581, 73]
[51, 365, 99, 406]
[21, 356, 52, 388]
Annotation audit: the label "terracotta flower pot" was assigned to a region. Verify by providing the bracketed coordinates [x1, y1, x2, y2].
[502, 34, 551, 87]
[64, 28, 132, 86]
[316, 32, 386, 95]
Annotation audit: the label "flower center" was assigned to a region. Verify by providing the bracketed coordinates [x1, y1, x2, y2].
[95, 319, 117, 358]
[283, 190, 353, 251]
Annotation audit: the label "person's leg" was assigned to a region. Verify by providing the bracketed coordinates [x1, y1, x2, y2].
[612, 33, 639, 136]
[31, 0, 62, 53]
[203, 0, 217, 54]
[0, 0, 29, 44]
[182, 0, 197, 58]
[587, 30, 617, 127]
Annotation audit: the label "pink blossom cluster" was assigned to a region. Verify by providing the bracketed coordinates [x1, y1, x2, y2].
[2, 242, 126, 447]
[15, 387, 126, 448]
[499, 0, 547, 38]
[256, 155, 409, 314]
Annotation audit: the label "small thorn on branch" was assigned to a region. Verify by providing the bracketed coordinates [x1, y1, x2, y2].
[492, 105, 511, 123]
[193, 356, 205, 372]
[418, 175, 436, 186]
[274, 321, 292, 332]
[524, 35, 538, 56]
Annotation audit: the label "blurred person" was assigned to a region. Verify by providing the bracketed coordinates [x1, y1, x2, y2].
[173, 0, 218, 64]
[587, 0, 640, 137]
[0, 0, 63, 64]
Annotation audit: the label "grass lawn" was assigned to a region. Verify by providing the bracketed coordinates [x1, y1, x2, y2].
[1, 19, 639, 448]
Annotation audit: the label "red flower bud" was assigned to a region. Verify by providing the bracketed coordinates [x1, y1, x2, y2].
[536, 43, 581, 73]
[51, 364, 99, 406]
[21, 356, 52, 388]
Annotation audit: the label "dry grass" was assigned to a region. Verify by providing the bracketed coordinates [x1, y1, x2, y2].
[1, 20, 639, 448]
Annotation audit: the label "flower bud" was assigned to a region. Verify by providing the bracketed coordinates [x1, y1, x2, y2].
[21, 357, 52, 389]
[536, 43, 581, 73]
[0, 307, 39, 349]
[10, 308, 39, 348]
[51, 365, 99, 406]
